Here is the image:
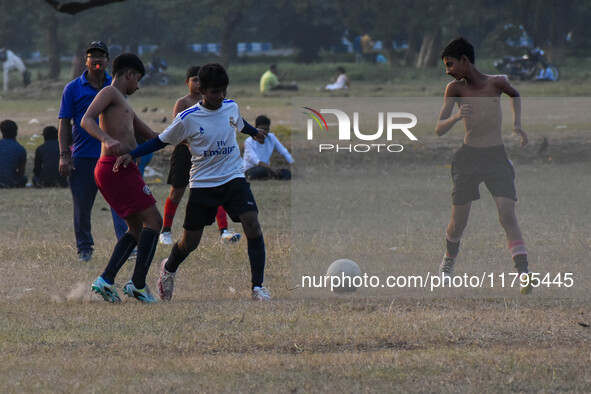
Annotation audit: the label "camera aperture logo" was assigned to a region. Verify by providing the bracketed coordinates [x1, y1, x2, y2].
[302, 106, 418, 153]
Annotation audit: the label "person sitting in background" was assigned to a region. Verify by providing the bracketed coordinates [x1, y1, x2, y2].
[536, 63, 555, 81]
[243, 115, 294, 180]
[0, 119, 27, 188]
[259, 64, 298, 94]
[33, 126, 68, 188]
[324, 67, 349, 91]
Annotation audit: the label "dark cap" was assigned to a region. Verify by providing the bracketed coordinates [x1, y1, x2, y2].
[86, 41, 109, 56]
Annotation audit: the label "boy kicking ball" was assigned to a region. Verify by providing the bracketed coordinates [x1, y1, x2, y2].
[116, 63, 271, 301]
[435, 37, 533, 294]
[81, 53, 162, 303]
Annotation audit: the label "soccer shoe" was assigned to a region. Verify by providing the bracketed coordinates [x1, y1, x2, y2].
[220, 229, 241, 244]
[251, 286, 271, 301]
[128, 248, 137, 260]
[78, 248, 93, 262]
[159, 231, 173, 245]
[157, 258, 176, 301]
[520, 272, 533, 295]
[122, 280, 158, 303]
[91, 276, 121, 303]
[439, 254, 457, 285]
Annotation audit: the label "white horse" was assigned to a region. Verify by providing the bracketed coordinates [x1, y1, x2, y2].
[0, 49, 29, 91]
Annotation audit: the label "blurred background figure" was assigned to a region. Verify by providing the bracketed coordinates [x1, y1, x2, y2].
[0, 119, 27, 188]
[33, 126, 68, 188]
[324, 66, 349, 91]
[0, 48, 30, 91]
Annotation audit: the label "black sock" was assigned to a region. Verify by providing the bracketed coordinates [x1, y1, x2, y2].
[164, 242, 191, 273]
[131, 228, 159, 289]
[102, 233, 137, 284]
[220, 227, 227, 235]
[247, 235, 265, 288]
[513, 254, 529, 274]
[446, 239, 460, 258]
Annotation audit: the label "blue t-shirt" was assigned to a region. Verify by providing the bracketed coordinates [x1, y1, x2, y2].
[58, 70, 112, 158]
[0, 138, 27, 187]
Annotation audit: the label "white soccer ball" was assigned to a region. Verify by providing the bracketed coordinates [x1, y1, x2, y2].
[326, 258, 362, 293]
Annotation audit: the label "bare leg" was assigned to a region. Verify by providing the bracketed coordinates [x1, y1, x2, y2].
[446, 202, 471, 242]
[493, 196, 523, 243]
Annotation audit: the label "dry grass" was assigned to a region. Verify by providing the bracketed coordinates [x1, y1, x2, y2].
[1, 83, 591, 392]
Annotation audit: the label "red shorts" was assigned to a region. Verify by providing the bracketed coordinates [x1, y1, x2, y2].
[94, 156, 156, 218]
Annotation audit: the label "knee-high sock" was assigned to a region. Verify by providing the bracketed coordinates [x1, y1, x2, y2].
[131, 228, 159, 289]
[247, 235, 266, 288]
[216, 205, 228, 232]
[164, 242, 191, 273]
[162, 198, 179, 231]
[101, 233, 137, 284]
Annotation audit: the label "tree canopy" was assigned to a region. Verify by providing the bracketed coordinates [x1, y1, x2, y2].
[0, 0, 590, 80]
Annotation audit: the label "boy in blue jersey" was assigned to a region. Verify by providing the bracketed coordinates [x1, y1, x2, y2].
[116, 63, 271, 301]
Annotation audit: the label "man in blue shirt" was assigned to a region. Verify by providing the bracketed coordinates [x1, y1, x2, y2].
[0, 119, 27, 188]
[58, 41, 127, 261]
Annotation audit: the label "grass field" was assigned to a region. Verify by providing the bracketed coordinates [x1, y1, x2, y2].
[1, 61, 591, 392]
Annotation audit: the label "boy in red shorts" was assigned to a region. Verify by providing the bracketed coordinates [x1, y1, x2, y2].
[81, 53, 162, 303]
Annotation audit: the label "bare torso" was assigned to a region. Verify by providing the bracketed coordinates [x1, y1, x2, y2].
[99, 87, 137, 155]
[448, 75, 507, 147]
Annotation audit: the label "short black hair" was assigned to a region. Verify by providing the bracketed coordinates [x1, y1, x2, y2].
[42, 126, 58, 140]
[112, 53, 145, 78]
[198, 63, 229, 90]
[0, 119, 18, 139]
[186, 65, 200, 80]
[255, 115, 271, 128]
[337, 66, 346, 73]
[441, 37, 475, 64]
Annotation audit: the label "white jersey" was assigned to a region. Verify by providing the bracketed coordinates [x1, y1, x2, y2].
[159, 99, 246, 188]
[243, 133, 294, 171]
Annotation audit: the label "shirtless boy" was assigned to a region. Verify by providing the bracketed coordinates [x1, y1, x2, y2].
[435, 37, 533, 294]
[81, 53, 162, 303]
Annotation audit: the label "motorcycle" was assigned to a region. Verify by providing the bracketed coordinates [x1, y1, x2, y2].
[494, 47, 559, 81]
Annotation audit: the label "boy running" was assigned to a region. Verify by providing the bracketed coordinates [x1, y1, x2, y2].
[435, 37, 533, 294]
[116, 63, 271, 301]
[159, 65, 241, 246]
[81, 53, 162, 303]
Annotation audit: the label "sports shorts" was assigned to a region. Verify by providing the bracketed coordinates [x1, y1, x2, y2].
[95, 156, 156, 218]
[451, 144, 516, 206]
[166, 143, 192, 189]
[183, 177, 258, 231]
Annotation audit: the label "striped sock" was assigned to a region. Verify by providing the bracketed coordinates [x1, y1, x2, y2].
[509, 240, 529, 273]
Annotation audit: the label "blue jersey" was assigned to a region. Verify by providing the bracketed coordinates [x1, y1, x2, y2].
[58, 70, 112, 158]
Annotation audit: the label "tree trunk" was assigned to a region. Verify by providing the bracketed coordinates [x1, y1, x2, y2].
[545, 0, 567, 63]
[384, 44, 399, 67]
[46, 11, 60, 80]
[403, 32, 419, 67]
[219, 11, 243, 67]
[415, 30, 441, 68]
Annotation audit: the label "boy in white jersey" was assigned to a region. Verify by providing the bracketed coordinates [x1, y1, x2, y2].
[115, 63, 271, 301]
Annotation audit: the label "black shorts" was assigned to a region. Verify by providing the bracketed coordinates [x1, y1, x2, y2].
[451, 144, 517, 206]
[183, 177, 258, 231]
[166, 144, 192, 189]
